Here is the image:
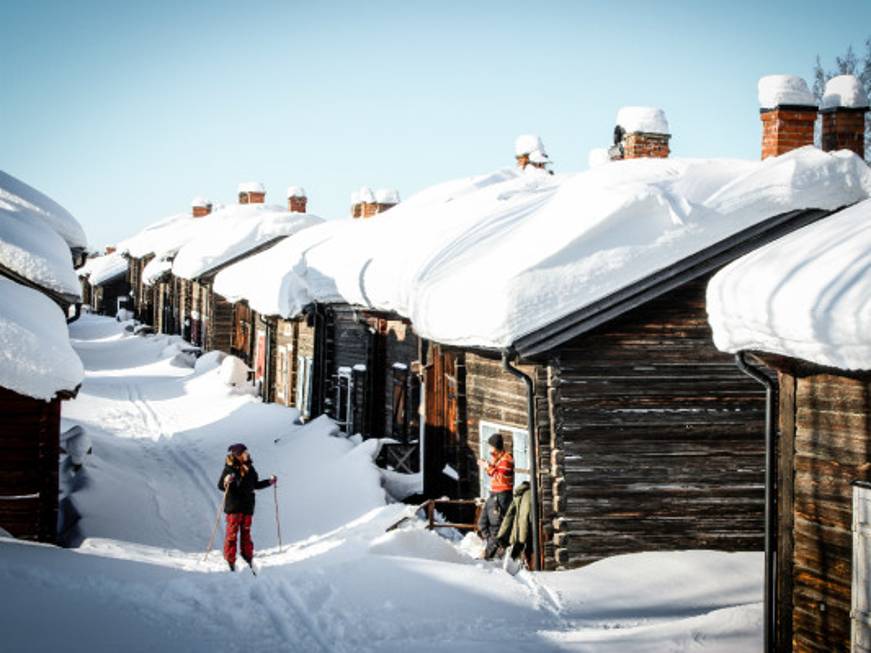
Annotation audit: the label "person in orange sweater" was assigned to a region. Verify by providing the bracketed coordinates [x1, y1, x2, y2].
[476, 433, 515, 560]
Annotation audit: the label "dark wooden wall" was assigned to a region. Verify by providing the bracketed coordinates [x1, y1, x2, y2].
[542, 277, 766, 569]
[382, 320, 419, 437]
[205, 286, 234, 354]
[0, 387, 60, 542]
[94, 277, 130, 317]
[778, 370, 871, 653]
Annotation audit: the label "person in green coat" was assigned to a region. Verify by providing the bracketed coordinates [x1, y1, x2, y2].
[497, 480, 532, 566]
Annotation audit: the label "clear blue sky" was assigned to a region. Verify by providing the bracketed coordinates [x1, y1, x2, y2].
[2, 0, 870, 249]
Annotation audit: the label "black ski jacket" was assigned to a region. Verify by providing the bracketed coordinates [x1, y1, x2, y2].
[217, 461, 271, 515]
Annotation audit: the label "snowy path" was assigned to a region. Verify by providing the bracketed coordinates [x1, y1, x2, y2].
[0, 315, 763, 652]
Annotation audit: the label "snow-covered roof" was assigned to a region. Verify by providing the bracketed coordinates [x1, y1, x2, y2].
[588, 148, 610, 168]
[143, 257, 172, 286]
[758, 75, 816, 109]
[375, 188, 400, 204]
[238, 181, 265, 194]
[821, 74, 869, 110]
[115, 212, 200, 260]
[616, 107, 669, 134]
[0, 275, 83, 399]
[211, 147, 871, 351]
[191, 196, 211, 208]
[0, 172, 82, 299]
[0, 170, 87, 251]
[287, 186, 306, 199]
[707, 198, 871, 371]
[171, 204, 324, 280]
[78, 251, 128, 287]
[515, 134, 546, 157]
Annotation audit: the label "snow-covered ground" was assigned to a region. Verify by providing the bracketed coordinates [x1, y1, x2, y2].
[0, 316, 764, 652]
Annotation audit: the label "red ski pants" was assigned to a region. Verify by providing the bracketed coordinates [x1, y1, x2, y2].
[223, 513, 254, 564]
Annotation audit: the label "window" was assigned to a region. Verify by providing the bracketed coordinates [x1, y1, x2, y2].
[478, 421, 529, 495]
[335, 367, 353, 432]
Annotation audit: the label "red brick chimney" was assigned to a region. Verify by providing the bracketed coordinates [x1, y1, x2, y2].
[191, 196, 212, 218]
[758, 75, 817, 159]
[350, 191, 362, 219]
[616, 107, 671, 159]
[287, 186, 308, 213]
[238, 182, 266, 205]
[358, 187, 377, 218]
[820, 74, 869, 158]
[374, 188, 400, 213]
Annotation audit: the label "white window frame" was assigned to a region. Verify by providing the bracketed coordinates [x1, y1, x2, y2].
[478, 420, 529, 495]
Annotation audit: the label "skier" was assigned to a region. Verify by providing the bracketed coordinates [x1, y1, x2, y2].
[476, 433, 515, 560]
[217, 443, 276, 571]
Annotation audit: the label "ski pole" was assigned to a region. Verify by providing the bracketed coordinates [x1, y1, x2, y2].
[204, 484, 230, 562]
[273, 481, 283, 553]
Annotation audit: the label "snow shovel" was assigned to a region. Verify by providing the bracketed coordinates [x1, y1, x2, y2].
[204, 484, 230, 562]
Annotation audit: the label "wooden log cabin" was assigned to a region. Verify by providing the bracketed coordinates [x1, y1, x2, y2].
[705, 195, 871, 650]
[0, 171, 86, 543]
[419, 201, 848, 572]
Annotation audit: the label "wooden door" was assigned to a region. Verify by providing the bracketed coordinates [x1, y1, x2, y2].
[424, 346, 463, 497]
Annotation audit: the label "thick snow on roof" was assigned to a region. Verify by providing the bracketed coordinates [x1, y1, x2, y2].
[172, 204, 324, 280]
[142, 257, 172, 286]
[212, 148, 871, 352]
[616, 107, 669, 134]
[0, 276, 83, 399]
[237, 181, 265, 194]
[821, 74, 869, 110]
[758, 75, 815, 109]
[0, 170, 87, 250]
[79, 251, 128, 287]
[588, 148, 611, 168]
[287, 186, 306, 198]
[707, 198, 871, 371]
[115, 212, 200, 259]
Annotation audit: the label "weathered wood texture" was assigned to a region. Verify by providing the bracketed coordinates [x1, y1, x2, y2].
[786, 373, 871, 653]
[0, 387, 60, 542]
[205, 286, 234, 354]
[127, 255, 154, 324]
[543, 277, 766, 569]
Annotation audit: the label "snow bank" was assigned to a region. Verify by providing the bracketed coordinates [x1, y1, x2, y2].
[369, 528, 472, 564]
[616, 106, 669, 134]
[0, 169, 87, 250]
[822, 74, 869, 110]
[171, 204, 323, 280]
[707, 197, 871, 370]
[758, 74, 815, 108]
[0, 276, 83, 399]
[79, 251, 128, 286]
[219, 355, 250, 387]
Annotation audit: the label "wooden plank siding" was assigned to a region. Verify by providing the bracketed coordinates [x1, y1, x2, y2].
[541, 277, 766, 569]
[0, 387, 61, 543]
[781, 372, 871, 653]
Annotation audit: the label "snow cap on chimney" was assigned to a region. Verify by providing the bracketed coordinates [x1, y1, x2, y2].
[616, 107, 670, 159]
[820, 74, 869, 157]
[374, 188, 400, 213]
[191, 196, 212, 218]
[286, 186, 308, 213]
[757, 75, 817, 159]
[237, 181, 266, 204]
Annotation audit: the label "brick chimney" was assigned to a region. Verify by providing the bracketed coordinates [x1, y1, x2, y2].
[615, 107, 670, 159]
[820, 74, 869, 158]
[358, 187, 377, 218]
[350, 191, 362, 219]
[374, 188, 400, 213]
[758, 75, 817, 159]
[191, 196, 212, 218]
[287, 186, 308, 213]
[515, 134, 548, 169]
[238, 181, 266, 204]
